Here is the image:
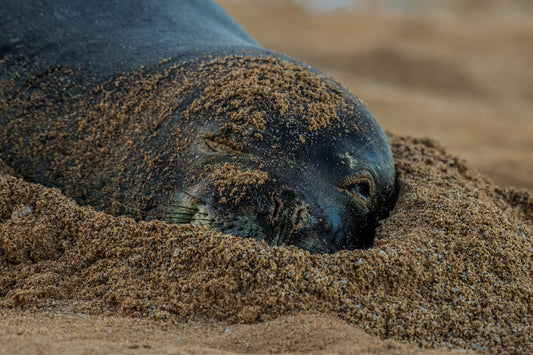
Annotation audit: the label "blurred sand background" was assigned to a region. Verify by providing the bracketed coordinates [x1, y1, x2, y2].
[1, 1, 532, 354]
[220, 0, 533, 194]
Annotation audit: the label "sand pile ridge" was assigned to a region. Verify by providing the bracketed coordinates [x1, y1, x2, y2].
[0, 134, 531, 353]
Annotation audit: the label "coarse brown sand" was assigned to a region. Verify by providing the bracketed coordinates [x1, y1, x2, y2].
[1, 134, 531, 353]
[0, 310, 478, 354]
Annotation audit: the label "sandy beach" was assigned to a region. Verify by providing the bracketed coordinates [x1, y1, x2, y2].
[1, 1, 532, 354]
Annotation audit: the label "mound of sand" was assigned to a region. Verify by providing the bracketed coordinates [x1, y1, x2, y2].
[1, 134, 531, 353]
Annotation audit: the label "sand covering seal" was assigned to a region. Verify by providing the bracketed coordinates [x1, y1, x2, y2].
[0, 135, 531, 353]
[0, 56, 351, 221]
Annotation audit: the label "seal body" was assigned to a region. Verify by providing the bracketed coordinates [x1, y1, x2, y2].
[0, 0, 396, 253]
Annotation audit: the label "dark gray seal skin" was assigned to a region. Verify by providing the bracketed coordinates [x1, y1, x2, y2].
[0, 0, 396, 254]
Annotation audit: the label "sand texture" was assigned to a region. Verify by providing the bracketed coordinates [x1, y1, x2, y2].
[1, 0, 533, 354]
[1, 135, 531, 353]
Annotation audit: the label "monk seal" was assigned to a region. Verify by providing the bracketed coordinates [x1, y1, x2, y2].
[0, 0, 396, 254]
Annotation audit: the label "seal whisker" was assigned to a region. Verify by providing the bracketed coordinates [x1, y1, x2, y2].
[164, 213, 194, 218]
[104, 196, 147, 216]
[168, 218, 215, 224]
[177, 189, 198, 199]
[164, 209, 209, 217]
[350, 134, 388, 158]
[171, 205, 201, 212]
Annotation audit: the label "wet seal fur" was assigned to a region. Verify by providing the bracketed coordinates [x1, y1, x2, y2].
[0, 0, 396, 253]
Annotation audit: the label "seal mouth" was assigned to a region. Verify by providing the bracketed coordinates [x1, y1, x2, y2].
[162, 178, 387, 254]
[166, 182, 328, 251]
[162, 188, 215, 227]
[160, 157, 395, 254]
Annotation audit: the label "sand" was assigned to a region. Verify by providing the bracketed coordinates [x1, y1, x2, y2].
[0, 311, 478, 354]
[1, 134, 531, 353]
[1, 1, 532, 354]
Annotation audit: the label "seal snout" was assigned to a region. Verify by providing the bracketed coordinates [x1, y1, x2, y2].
[311, 161, 395, 252]
[323, 205, 347, 247]
[322, 198, 373, 251]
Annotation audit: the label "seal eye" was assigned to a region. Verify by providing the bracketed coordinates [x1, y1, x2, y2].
[339, 175, 375, 202]
[202, 133, 246, 154]
[353, 181, 371, 200]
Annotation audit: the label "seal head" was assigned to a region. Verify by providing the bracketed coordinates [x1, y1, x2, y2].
[165, 57, 396, 254]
